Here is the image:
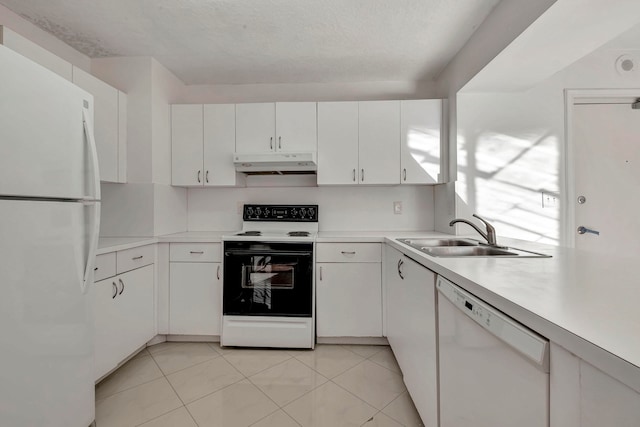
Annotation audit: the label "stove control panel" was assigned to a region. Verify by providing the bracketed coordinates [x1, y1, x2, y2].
[243, 204, 318, 222]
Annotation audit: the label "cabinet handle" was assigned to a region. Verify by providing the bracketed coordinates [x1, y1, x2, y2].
[197, 170, 201, 183]
[361, 169, 364, 182]
[217, 265, 221, 280]
[270, 137, 273, 150]
[112, 282, 118, 299]
[278, 136, 282, 149]
[206, 170, 209, 183]
[319, 266, 323, 281]
[397, 259, 404, 280]
[132, 255, 143, 260]
[118, 278, 125, 295]
[403, 168, 407, 181]
[341, 251, 356, 255]
[190, 251, 204, 254]
[353, 169, 356, 182]
[94, 267, 98, 271]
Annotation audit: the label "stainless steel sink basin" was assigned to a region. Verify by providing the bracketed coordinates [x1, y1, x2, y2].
[396, 238, 550, 258]
[397, 238, 478, 247]
[422, 246, 517, 257]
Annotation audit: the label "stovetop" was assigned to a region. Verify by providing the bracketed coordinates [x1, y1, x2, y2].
[223, 204, 319, 242]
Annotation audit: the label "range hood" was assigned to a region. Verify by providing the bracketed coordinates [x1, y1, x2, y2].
[233, 152, 317, 175]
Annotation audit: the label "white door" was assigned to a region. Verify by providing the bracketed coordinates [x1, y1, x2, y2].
[0, 46, 88, 199]
[0, 199, 94, 427]
[572, 102, 640, 254]
[204, 104, 237, 186]
[171, 104, 204, 186]
[317, 102, 359, 185]
[170, 262, 221, 335]
[275, 102, 317, 152]
[401, 99, 441, 184]
[94, 276, 122, 380]
[236, 103, 275, 153]
[316, 263, 382, 337]
[359, 101, 401, 184]
[119, 265, 155, 355]
[72, 66, 120, 183]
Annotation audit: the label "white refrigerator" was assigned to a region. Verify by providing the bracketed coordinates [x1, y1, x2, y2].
[0, 46, 100, 426]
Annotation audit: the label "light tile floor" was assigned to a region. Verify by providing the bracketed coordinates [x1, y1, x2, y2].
[95, 343, 425, 427]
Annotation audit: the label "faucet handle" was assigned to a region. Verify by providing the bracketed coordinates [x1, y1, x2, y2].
[472, 214, 497, 245]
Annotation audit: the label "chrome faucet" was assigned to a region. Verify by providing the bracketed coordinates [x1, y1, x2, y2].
[449, 214, 499, 247]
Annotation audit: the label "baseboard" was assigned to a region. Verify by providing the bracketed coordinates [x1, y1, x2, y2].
[317, 336, 389, 345]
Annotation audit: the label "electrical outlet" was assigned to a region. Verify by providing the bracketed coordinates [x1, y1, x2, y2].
[393, 201, 403, 214]
[541, 192, 558, 208]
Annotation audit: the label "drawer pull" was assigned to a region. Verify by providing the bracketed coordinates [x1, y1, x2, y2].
[319, 266, 323, 281]
[94, 267, 98, 271]
[118, 278, 125, 295]
[190, 251, 205, 254]
[112, 282, 117, 299]
[132, 255, 143, 260]
[217, 265, 221, 280]
[341, 251, 356, 255]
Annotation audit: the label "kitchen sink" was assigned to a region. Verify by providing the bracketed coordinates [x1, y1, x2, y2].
[396, 238, 550, 258]
[397, 238, 478, 247]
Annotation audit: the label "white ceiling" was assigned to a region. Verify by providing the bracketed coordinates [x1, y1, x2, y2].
[0, 0, 500, 85]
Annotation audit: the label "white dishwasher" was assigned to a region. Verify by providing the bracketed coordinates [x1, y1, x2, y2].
[436, 276, 550, 427]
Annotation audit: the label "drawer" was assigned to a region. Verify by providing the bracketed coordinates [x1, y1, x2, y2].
[315, 243, 381, 263]
[169, 243, 221, 263]
[116, 244, 154, 274]
[94, 252, 116, 282]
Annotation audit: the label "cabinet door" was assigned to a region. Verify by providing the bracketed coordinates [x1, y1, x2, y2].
[119, 265, 155, 359]
[117, 91, 127, 183]
[316, 263, 382, 337]
[317, 102, 359, 185]
[401, 99, 441, 184]
[169, 262, 221, 335]
[203, 104, 237, 186]
[580, 361, 640, 427]
[93, 277, 122, 380]
[275, 102, 317, 152]
[72, 66, 120, 183]
[384, 246, 403, 349]
[171, 104, 204, 186]
[235, 103, 275, 153]
[359, 101, 401, 184]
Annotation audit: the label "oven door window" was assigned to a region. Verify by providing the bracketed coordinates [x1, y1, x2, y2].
[224, 246, 313, 317]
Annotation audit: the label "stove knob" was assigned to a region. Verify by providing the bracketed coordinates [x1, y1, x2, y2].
[247, 207, 254, 216]
[256, 207, 262, 216]
[309, 208, 315, 218]
[291, 208, 298, 217]
[265, 208, 271, 217]
[300, 208, 307, 217]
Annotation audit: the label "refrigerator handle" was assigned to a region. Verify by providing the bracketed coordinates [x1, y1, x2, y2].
[82, 108, 101, 201]
[82, 201, 101, 293]
[81, 108, 101, 293]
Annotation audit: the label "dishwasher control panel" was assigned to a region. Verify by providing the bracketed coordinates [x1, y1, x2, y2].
[436, 275, 549, 371]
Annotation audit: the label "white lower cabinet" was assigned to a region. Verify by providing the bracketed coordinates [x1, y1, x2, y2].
[168, 243, 222, 336]
[94, 264, 154, 380]
[316, 243, 382, 337]
[385, 245, 437, 427]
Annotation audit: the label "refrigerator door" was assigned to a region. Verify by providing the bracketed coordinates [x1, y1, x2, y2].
[0, 199, 95, 427]
[0, 45, 93, 200]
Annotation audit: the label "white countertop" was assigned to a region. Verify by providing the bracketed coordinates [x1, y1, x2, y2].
[98, 230, 640, 390]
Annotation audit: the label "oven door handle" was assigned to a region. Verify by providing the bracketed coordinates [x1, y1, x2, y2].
[224, 250, 313, 257]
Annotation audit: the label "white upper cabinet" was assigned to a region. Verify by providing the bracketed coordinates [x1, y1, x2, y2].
[72, 66, 128, 183]
[400, 99, 442, 184]
[235, 102, 317, 153]
[171, 104, 240, 187]
[275, 102, 317, 152]
[317, 102, 359, 185]
[0, 26, 72, 81]
[171, 104, 204, 186]
[204, 104, 237, 186]
[358, 101, 401, 185]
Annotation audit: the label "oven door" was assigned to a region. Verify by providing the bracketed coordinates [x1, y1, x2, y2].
[223, 242, 313, 317]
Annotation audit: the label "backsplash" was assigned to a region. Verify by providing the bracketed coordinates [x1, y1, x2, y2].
[187, 185, 435, 231]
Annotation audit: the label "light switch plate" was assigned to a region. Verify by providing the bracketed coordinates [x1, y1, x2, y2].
[393, 201, 403, 214]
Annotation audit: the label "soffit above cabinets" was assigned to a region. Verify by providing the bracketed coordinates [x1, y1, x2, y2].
[0, 0, 500, 85]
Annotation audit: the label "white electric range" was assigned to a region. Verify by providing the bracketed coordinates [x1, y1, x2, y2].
[221, 204, 318, 349]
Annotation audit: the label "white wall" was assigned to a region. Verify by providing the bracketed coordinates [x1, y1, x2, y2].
[188, 185, 434, 232]
[456, 29, 640, 245]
